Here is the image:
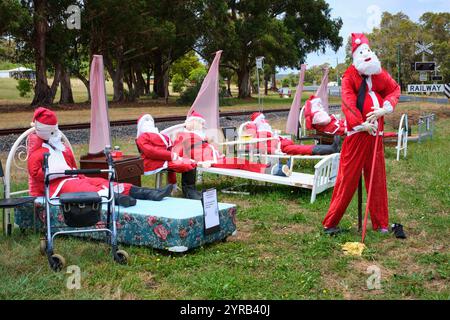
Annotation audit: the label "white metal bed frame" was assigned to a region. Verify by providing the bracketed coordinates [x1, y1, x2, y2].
[3, 128, 73, 232]
[161, 124, 340, 203]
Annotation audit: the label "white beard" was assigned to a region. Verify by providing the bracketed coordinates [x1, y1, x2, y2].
[139, 122, 159, 136]
[48, 130, 66, 152]
[353, 54, 382, 76]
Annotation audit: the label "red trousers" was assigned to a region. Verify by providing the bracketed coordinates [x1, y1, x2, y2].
[212, 157, 268, 174]
[280, 138, 314, 155]
[52, 176, 133, 197]
[322, 132, 389, 230]
[167, 159, 197, 184]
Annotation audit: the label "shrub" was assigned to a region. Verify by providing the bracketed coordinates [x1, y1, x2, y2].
[172, 74, 185, 93]
[16, 79, 32, 97]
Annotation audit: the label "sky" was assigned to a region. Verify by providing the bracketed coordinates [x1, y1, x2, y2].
[280, 0, 449, 73]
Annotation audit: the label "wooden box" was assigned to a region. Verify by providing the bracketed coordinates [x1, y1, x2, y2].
[80, 153, 144, 187]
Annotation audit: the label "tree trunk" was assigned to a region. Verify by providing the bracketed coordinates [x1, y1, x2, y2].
[31, 0, 52, 106]
[264, 77, 269, 96]
[237, 65, 251, 99]
[59, 67, 74, 104]
[226, 78, 232, 97]
[104, 54, 125, 102]
[74, 71, 90, 102]
[153, 54, 166, 98]
[134, 64, 146, 97]
[50, 63, 62, 102]
[270, 68, 278, 91]
[145, 67, 152, 95]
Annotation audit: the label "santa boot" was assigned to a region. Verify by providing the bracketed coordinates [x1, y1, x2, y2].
[129, 184, 173, 201]
[114, 193, 137, 208]
[182, 169, 202, 200]
[312, 136, 341, 155]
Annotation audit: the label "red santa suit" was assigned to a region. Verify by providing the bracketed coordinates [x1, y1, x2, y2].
[135, 114, 196, 184]
[249, 112, 315, 155]
[304, 96, 347, 136]
[174, 112, 268, 174]
[322, 34, 400, 231]
[27, 107, 133, 198]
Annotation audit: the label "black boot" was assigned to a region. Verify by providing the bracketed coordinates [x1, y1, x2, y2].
[114, 193, 137, 207]
[129, 184, 173, 202]
[312, 136, 341, 155]
[182, 169, 202, 200]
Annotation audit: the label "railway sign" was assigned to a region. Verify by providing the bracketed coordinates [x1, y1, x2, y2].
[415, 62, 436, 72]
[415, 42, 433, 55]
[445, 84, 450, 99]
[407, 84, 445, 93]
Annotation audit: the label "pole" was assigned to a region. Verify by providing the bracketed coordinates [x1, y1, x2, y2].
[358, 176, 363, 232]
[397, 44, 401, 88]
[256, 66, 261, 111]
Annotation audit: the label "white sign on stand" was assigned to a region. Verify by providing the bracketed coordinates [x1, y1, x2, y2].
[407, 84, 444, 93]
[419, 72, 428, 82]
[202, 189, 220, 235]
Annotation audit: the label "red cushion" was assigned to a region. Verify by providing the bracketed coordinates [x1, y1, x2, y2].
[384, 132, 397, 138]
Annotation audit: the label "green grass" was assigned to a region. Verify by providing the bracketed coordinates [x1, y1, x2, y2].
[0, 117, 449, 300]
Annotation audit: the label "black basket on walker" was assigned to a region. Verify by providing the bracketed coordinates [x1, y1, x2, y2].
[59, 192, 102, 228]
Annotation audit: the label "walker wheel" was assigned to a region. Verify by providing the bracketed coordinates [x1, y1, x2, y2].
[39, 239, 47, 256]
[114, 250, 129, 265]
[49, 254, 66, 272]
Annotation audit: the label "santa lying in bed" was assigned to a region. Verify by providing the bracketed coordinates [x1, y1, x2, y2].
[173, 111, 269, 174]
[28, 107, 172, 207]
[245, 112, 340, 156]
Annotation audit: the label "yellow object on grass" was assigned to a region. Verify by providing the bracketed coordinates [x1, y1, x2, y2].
[342, 242, 366, 256]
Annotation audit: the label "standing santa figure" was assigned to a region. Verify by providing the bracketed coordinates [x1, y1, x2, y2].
[28, 107, 173, 207]
[322, 33, 400, 235]
[136, 114, 201, 200]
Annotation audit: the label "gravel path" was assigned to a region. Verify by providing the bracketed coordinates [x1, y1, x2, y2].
[0, 111, 289, 153]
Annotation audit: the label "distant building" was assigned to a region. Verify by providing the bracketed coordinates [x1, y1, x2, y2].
[0, 67, 36, 80]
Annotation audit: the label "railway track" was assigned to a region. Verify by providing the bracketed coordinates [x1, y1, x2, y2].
[0, 108, 291, 136]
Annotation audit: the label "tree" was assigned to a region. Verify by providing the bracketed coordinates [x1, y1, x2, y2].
[199, 0, 342, 98]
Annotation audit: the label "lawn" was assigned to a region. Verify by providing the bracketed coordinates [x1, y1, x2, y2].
[0, 104, 448, 300]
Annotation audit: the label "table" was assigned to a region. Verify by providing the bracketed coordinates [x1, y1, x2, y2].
[80, 153, 144, 187]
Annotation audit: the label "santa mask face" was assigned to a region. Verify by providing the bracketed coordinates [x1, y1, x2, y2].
[353, 43, 381, 76]
[140, 118, 158, 134]
[48, 129, 66, 151]
[310, 98, 331, 125]
[186, 118, 205, 132]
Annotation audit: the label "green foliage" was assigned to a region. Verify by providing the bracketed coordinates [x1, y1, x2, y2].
[16, 79, 32, 97]
[171, 51, 202, 80]
[281, 78, 290, 88]
[176, 82, 201, 105]
[171, 74, 185, 93]
[188, 66, 207, 85]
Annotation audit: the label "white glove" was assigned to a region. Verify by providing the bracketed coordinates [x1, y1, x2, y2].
[198, 161, 212, 169]
[366, 101, 393, 124]
[171, 153, 179, 161]
[354, 121, 378, 135]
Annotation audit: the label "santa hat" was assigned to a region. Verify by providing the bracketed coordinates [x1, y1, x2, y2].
[31, 107, 58, 140]
[251, 112, 265, 123]
[351, 33, 370, 54]
[186, 111, 206, 124]
[136, 113, 156, 138]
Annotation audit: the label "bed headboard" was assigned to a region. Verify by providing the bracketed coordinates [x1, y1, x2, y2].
[4, 128, 73, 199]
